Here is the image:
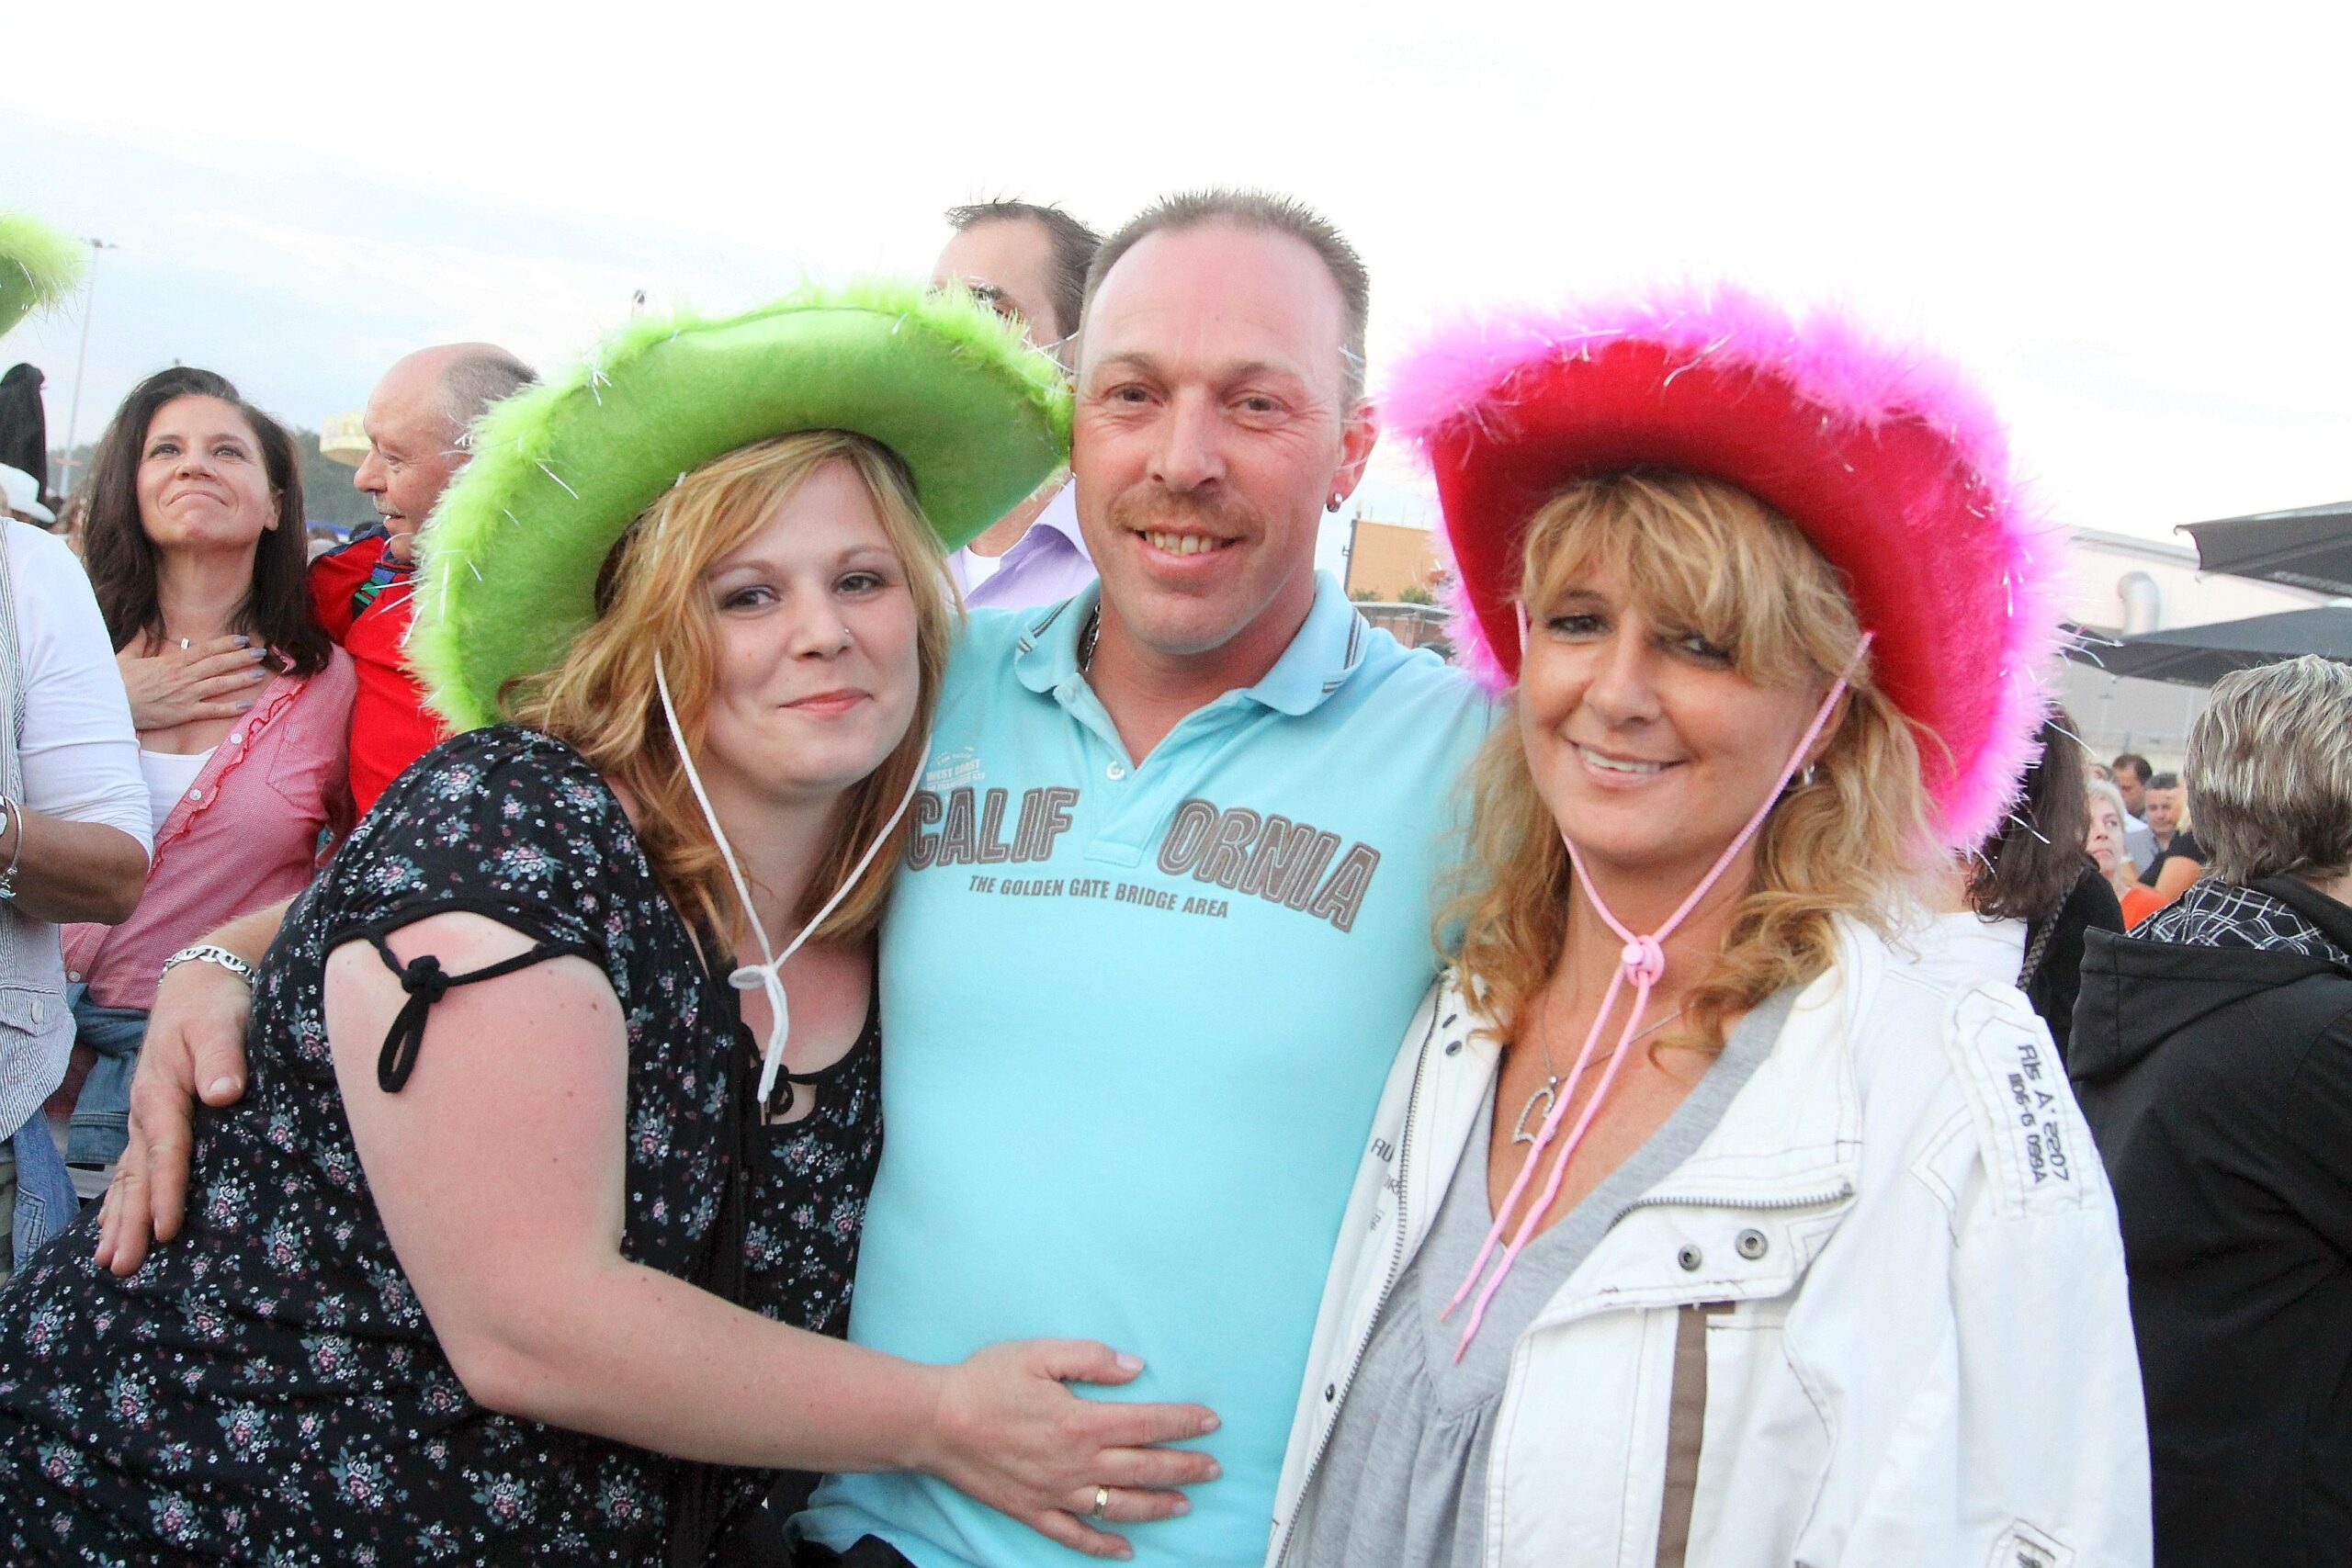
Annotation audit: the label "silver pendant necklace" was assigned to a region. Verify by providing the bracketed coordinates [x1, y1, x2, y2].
[1511, 1000, 1687, 1145]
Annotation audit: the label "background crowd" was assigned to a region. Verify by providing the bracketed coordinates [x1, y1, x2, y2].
[0, 186, 2346, 1568]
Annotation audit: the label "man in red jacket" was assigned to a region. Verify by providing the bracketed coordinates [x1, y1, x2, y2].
[309, 344, 535, 813]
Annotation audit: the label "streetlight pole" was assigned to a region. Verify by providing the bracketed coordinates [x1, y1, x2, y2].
[58, 236, 117, 494]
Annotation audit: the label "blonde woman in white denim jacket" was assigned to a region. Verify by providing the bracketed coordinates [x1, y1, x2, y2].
[1268, 295, 2149, 1568]
[1271, 935, 2147, 1567]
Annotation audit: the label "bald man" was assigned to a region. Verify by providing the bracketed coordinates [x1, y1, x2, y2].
[311, 344, 536, 812]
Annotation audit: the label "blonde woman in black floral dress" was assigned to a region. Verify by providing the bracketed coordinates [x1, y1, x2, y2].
[0, 293, 1219, 1565]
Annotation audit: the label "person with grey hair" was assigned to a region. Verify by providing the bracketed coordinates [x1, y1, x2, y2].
[2072, 654, 2352, 1565]
[2084, 773, 2165, 928]
[311, 343, 536, 813]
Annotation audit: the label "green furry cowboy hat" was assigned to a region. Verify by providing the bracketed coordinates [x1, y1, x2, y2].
[411, 278, 1071, 732]
[0, 214, 89, 336]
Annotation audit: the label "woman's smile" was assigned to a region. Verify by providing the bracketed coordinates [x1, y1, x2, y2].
[1569, 741, 1681, 787]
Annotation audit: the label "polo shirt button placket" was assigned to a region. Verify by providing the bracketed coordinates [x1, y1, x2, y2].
[1105, 761, 1127, 782]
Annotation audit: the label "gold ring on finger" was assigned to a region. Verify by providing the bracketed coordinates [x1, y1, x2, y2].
[1091, 1484, 1110, 1521]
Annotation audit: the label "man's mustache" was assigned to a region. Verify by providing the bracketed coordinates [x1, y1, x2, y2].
[1106, 486, 1263, 538]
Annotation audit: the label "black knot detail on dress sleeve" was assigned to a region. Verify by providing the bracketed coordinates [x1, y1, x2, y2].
[358, 930, 593, 1096]
[398, 953, 452, 1004]
[377, 954, 447, 1093]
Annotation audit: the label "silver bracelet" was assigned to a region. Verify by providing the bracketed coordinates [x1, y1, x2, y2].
[161, 943, 259, 987]
[0, 794, 20, 901]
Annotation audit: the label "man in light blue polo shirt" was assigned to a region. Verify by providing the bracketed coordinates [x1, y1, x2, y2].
[799, 191, 1490, 1566]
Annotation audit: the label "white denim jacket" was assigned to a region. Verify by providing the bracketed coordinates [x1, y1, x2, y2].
[1268, 916, 2151, 1568]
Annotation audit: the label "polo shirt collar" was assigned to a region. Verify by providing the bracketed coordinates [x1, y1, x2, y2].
[1012, 588, 1098, 694]
[1011, 570, 1370, 716]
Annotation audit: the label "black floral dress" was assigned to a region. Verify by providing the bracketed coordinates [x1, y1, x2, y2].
[0, 726, 883, 1565]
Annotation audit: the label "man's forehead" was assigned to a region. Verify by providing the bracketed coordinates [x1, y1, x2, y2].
[366, 356, 452, 433]
[1082, 225, 1345, 379]
[934, 223, 1050, 294]
[938, 216, 1049, 264]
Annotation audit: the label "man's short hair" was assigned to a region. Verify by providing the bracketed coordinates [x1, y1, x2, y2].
[2147, 771, 2181, 792]
[2184, 656, 2352, 885]
[1082, 188, 1369, 405]
[2111, 752, 2152, 785]
[438, 350, 537, 438]
[944, 200, 1102, 347]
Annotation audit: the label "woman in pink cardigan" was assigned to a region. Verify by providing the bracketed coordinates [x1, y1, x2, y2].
[60, 367, 354, 1171]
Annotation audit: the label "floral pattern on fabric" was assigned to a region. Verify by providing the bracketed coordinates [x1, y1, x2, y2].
[0, 725, 882, 1564]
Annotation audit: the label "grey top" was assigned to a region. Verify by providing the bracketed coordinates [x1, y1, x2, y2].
[1300, 988, 1794, 1568]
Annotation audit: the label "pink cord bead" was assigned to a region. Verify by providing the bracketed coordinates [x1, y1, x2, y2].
[1621, 936, 1666, 987]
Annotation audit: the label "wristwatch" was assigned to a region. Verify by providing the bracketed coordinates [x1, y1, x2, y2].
[161, 944, 260, 987]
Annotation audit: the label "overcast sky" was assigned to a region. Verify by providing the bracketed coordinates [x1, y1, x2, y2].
[9, 0, 2348, 575]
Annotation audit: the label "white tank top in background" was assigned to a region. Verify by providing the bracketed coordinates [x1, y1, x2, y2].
[138, 747, 214, 836]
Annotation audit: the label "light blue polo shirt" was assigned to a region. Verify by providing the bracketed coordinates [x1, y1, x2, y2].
[800, 574, 1490, 1567]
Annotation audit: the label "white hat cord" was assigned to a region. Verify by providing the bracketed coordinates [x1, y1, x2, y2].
[654, 650, 926, 1107]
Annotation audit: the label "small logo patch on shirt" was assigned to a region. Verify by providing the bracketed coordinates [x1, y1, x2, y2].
[923, 746, 984, 793]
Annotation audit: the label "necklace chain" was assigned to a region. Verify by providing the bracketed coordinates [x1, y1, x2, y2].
[1510, 996, 1687, 1145]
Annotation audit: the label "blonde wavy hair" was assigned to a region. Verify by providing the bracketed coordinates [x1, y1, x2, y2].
[508, 431, 955, 945]
[1444, 471, 1936, 1055]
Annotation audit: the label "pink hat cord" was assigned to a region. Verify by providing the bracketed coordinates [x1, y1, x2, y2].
[1441, 626, 1871, 1359]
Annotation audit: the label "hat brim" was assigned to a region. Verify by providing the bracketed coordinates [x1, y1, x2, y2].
[1390, 290, 2069, 851]
[0, 463, 52, 524]
[1433, 338, 2010, 740]
[0, 214, 89, 338]
[413, 280, 1070, 732]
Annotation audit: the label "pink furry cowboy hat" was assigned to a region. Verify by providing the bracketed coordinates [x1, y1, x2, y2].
[1385, 287, 2068, 852]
